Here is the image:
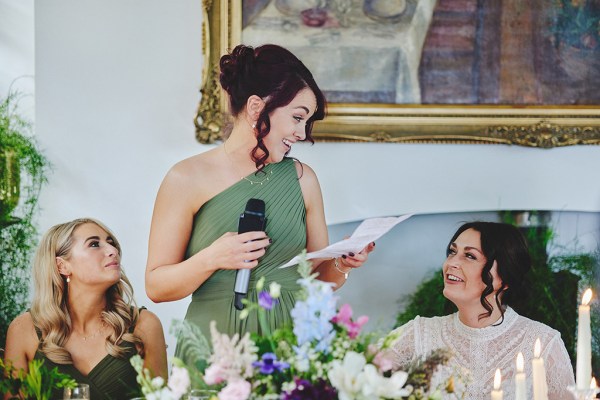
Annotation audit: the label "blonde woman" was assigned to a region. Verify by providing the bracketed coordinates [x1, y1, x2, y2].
[5, 218, 167, 400]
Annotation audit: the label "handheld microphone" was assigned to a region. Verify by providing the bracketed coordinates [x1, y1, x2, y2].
[234, 198, 267, 310]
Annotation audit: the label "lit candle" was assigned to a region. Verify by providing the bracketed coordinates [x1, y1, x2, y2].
[491, 368, 503, 400]
[576, 289, 593, 390]
[532, 338, 548, 400]
[515, 352, 527, 400]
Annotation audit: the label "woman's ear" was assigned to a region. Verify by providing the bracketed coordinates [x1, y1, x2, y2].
[56, 257, 70, 276]
[245, 95, 265, 123]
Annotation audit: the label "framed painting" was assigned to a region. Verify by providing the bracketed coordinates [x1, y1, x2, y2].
[195, 0, 600, 147]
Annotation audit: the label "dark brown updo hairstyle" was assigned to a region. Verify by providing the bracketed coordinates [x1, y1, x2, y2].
[219, 44, 326, 170]
[447, 221, 532, 323]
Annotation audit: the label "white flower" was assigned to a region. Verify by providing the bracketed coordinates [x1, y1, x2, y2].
[151, 376, 165, 389]
[256, 276, 265, 291]
[208, 321, 258, 381]
[362, 364, 411, 399]
[328, 351, 367, 400]
[218, 379, 251, 400]
[146, 387, 176, 400]
[204, 364, 226, 385]
[167, 366, 190, 399]
[269, 282, 281, 298]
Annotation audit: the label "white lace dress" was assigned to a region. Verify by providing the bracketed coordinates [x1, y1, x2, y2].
[391, 307, 575, 399]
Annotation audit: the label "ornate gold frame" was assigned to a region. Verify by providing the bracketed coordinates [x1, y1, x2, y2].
[194, 0, 600, 148]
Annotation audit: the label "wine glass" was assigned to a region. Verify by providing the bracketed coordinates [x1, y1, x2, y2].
[63, 383, 90, 399]
[188, 389, 218, 400]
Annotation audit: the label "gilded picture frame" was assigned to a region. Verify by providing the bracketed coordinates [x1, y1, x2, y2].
[195, 0, 600, 148]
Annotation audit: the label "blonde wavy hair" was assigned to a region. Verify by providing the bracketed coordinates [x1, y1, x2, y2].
[30, 218, 143, 364]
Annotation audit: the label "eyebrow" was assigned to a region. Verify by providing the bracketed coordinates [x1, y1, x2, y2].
[84, 235, 114, 242]
[450, 243, 483, 254]
[294, 106, 310, 114]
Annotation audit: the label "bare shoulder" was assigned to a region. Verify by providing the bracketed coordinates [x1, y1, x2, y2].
[294, 160, 322, 208]
[134, 309, 164, 335]
[293, 159, 319, 185]
[7, 312, 37, 338]
[157, 148, 224, 210]
[6, 312, 38, 362]
[164, 150, 219, 188]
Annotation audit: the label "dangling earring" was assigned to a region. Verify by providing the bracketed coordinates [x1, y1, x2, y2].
[66, 275, 70, 283]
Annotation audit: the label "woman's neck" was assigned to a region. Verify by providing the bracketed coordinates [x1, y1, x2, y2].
[457, 302, 504, 328]
[67, 289, 107, 332]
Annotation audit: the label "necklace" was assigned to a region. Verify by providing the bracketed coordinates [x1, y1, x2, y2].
[223, 141, 273, 185]
[75, 322, 106, 341]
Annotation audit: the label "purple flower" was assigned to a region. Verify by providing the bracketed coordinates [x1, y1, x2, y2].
[282, 378, 337, 400]
[258, 291, 277, 310]
[252, 352, 289, 375]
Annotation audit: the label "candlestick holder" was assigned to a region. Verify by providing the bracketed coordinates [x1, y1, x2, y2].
[567, 385, 599, 400]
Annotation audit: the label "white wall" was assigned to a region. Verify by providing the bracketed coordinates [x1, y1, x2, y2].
[1, 0, 598, 355]
[0, 0, 35, 116]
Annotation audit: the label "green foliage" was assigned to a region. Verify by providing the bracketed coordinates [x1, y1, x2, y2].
[0, 357, 75, 400]
[0, 92, 49, 348]
[170, 319, 212, 387]
[395, 213, 600, 377]
[395, 269, 456, 327]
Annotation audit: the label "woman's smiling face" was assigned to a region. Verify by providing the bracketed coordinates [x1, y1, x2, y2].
[442, 228, 501, 309]
[262, 88, 317, 163]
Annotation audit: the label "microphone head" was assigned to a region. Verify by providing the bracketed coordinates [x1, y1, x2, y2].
[245, 198, 265, 214]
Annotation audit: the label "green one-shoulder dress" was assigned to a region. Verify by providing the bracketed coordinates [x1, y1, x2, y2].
[176, 158, 306, 362]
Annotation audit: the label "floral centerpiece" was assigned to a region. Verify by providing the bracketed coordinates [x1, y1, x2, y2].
[133, 252, 454, 399]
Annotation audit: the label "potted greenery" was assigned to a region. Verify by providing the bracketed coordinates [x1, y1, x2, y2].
[0, 92, 48, 348]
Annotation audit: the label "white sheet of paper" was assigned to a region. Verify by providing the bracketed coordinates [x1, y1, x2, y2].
[279, 213, 413, 268]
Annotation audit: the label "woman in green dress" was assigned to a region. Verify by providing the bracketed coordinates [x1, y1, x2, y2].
[5, 218, 167, 399]
[145, 44, 375, 347]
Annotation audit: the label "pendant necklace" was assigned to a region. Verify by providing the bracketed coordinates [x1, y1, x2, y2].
[223, 141, 273, 185]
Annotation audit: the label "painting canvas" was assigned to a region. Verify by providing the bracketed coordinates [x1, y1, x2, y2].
[194, 0, 600, 146]
[242, 0, 600, 105]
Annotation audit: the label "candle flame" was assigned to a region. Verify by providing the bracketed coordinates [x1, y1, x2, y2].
[516, 352, 524, 372]
[582, 289, 593, 306]
[591, 377, 598, 389]
[494, 368, 501, 390]
[534, 338, 541, 358]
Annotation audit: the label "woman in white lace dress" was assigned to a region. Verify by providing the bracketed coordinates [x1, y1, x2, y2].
[391, 222, 575, 399]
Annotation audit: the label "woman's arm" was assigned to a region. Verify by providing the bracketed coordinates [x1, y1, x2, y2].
[389, 318, 418, 371]
[4, 312, 38, 373]
[298, 162, 374, 289]
[544, 333, 575, 400]
[134, 310, 168, 380]
[145, 162, 270, 302]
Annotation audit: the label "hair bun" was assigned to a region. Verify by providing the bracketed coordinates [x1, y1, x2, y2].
[219, 45, 256, 95]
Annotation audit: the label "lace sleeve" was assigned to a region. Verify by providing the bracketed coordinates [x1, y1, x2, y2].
[390, 317, 418, 371]
[543, 333, 575, 400]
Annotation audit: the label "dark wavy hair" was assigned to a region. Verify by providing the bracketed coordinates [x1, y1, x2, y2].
[219, 44, 326, 170]
[447, 221, 532, 323]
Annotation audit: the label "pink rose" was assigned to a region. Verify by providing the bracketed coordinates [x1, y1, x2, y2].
[204, 364, 226, 385]
[218, 379, 251, 400]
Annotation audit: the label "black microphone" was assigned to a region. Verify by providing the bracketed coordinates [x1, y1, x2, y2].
[234, 198, 267, 310]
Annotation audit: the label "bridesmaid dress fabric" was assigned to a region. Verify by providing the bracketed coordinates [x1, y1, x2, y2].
[176, 157, 307, 365]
